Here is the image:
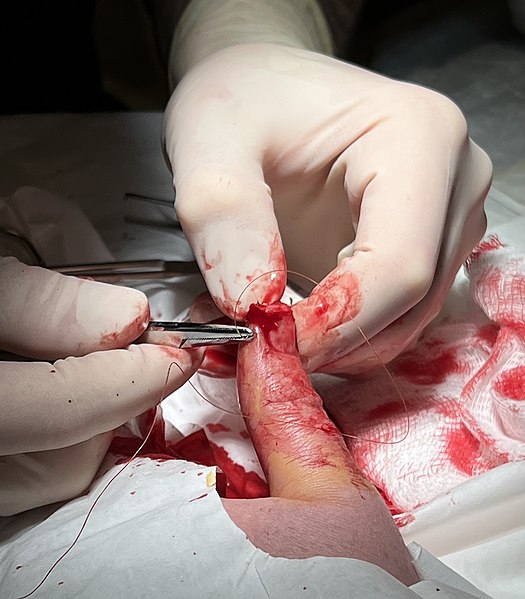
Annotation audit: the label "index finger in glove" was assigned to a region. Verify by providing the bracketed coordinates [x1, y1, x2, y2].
[294, 87, 491, 372]
[164, 89, 287, 319]
[0, 344, 203, 455]
[0, 257, 149, 360]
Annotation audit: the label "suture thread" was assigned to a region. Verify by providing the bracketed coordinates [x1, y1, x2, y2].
[16, 362, 182, 599]
[16, 267, 410, 595]
[232, 268, 411, 445]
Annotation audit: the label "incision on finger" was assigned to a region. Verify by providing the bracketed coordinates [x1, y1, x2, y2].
[238, 302, 372, 501]
[235, 302, 419, 585]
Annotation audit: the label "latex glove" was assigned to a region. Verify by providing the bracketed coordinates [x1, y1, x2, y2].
[164, 42, 491, 374]
[0, 257, 202, 515]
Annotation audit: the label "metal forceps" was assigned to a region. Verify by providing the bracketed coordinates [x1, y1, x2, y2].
[51, 259, 200, 282]
[145, 321, 254, 348]
[55, 262, 255, 347]
[0, 229, 199, 280]
[0, 228, 254, 348]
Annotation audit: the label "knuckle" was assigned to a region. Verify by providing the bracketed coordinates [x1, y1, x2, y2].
[429, 93, 468, 138]
[389, 83, 469, 141]
[175, 170, 268, 225]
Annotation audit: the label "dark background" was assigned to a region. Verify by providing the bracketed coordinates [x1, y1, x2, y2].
[0, 0, 522, 114]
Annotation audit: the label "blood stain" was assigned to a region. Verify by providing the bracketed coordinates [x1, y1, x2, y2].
[394, 349, 465, 385]
[99, 308, 147, 349]
[209, 441, 269, 499]
[494, 366, 525, 401]
[445, 428, 481, 476]
[476, 323, 499, 346]
[111, 417, 267, 499]
[189, 493, 208, 502]
[368, 401, 406, 421]
[395, 513, 415, 527]
[206, 423, 231, 434]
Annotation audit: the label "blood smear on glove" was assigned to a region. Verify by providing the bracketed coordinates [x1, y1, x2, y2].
[16, 269, 409, 596]
[494, 366, 525, 400]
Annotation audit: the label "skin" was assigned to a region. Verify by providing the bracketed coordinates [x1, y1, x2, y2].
[224, 301, 419, 585]
[166, 42, 492, 377]
[0, 2, 488, 580]
[1, 266, 415, 583]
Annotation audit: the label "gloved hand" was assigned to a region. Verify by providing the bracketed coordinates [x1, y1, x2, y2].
[164, 42, 491, 374]
[0, 257, 203, 515]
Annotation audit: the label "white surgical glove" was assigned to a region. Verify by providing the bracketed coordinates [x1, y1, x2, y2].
[163, 1, 491, 374]
[0, 258, 202, 515]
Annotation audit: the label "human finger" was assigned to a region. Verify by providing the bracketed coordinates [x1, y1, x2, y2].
[238, 302, 372, 501]
[317, 139, 490, 374]
[164, 91, 287, 319]
[233, 301, 418, 583]
[0, 344, 203, 455]
[0, 257, 150, 360]
[294, 89, 491, 372]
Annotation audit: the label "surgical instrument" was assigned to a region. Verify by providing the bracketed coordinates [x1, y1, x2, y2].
[145, 321, 254, 347]
[1, 228, 199, 281]
[51, 259, 200, 282]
